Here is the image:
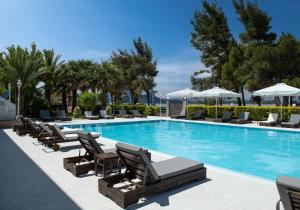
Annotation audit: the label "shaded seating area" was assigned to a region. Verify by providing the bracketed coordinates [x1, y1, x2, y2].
[231, 112, 251, 124]
[190, 110, 205, 120]
[99, 110, 114, 119]
[56, 110, 72, 121]
[171, 108, 186, 119]
[118, 109, 134, 118]
[98, 142, 206, 208]
[84, 111, 99, 120]
[276, 176, 300, 210]
[132, 110, 146, 118]
[213, 111, 232, 123]
[259, 113, 279, 126]
[281, 114, 300, 128]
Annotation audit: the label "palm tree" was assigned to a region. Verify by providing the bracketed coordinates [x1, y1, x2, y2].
[2, 43, 43, 115]
[41, 49, 64, 104]
[96, 61, 123, 107]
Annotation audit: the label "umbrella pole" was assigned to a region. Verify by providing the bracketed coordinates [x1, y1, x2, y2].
[216, 97, 218, 118]
[280, 96, 283, 122]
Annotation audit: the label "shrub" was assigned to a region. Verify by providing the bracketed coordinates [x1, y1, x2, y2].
[110, 103, 159, 116]
[187, 105, 300, 121]
[31, 96, 50, 117]
[73, 106, 82, 118]
[144, 106, 160, 116]
[79, 91, 97, 111]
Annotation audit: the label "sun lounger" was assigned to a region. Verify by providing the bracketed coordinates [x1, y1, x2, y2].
[64, 132, 118, 177]
[45, 124, 100, 150]
[132, 110, 146, 118]
[99, 110, 114, 119]
[84, 111, 99, 120]
[259, 113, 278, 126]
[171, 107, 186, 119]
[213, 111, 232, 122]
[190, 110, 205, 120]
[231, 112, 251, 124]
[281, 114, 300, 128]
[40, 110, 55, 122]
[98, 142, 206, 208]
[276, 176, 300, 210]
[118, 109, 134, 118]
[56, 110, 72, 121]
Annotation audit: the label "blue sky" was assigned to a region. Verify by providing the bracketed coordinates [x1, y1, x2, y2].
[1, 0, 300, 96]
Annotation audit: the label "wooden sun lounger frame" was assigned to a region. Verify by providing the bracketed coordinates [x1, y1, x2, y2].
[98, 144, 206, 208]
[64, 132, 125, 177]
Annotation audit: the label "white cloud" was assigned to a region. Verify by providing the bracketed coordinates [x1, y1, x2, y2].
[155, 59, 207, 97]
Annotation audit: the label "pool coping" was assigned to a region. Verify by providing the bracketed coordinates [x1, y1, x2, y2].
[56, 116, 300, 134]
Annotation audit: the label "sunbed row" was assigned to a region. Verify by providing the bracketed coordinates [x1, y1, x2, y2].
[172, 110, 300, 128]
[84, 109, 146, 120]
[12, 118, 207, 208]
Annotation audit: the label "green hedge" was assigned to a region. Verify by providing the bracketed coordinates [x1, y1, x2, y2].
[187, 105, 300, 121]
[111, 103, 160, 116]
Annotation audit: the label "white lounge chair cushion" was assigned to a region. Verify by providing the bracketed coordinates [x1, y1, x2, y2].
[151, 157, 204, 180]
[65, 133, 78, 140]
[267, 113, 278, 122]
[65, 132, 99, 140]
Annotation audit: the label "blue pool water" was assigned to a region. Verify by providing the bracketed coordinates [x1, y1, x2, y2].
[66, 120, 300, 180]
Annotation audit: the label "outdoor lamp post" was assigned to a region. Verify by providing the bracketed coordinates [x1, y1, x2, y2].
[17, 79, 22, 119]
[8, 82, 11, 102]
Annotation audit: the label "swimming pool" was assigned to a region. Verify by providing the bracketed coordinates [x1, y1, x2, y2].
[66, 120, 300, 180]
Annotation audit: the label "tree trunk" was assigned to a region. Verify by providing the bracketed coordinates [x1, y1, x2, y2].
[237, 98, 242, 106]
[45, 86, 51, 105]
[61, 88, 67, 112]
[240, 86, 246, 106]
[72, 89, 77, 111]
[146, 90, 150, 105]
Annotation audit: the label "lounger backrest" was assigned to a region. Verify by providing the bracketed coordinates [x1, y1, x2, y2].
[100, 110, 107, 117]
[119, 109, 127, 115]
[223, 111, 232, 120]
[27, 119, 40, 131]
[38, 123, 53, 135]
[116, 142, 159, 185]
[132, 110, 140, 115]
[85, 111, 93, 117]
[40, 110, 50, 118]
[289, 114, 300, 124]
[57, 110, 66, 117]
[49, 124, 67, 141]
[276, 176, 300, 210]
[77, 132, 104, 156]
[239, 112, 250, 120]
[268, 113, 278, 122]
[194, 110, 203, 117]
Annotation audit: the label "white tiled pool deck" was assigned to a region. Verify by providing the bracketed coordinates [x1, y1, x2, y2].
[1, 117, 290, 210]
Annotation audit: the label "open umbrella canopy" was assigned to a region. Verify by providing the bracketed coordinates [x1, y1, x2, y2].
[166, 88, 201, 99]
[253, 83, 300, 97]
[197, 87, 241, 98]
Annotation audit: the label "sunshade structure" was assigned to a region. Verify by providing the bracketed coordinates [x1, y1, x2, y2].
[197, 87, 241, 118]
[253, 83, 300, 120]
[166, 88, 201, 117]
[166, 88, 201, 99]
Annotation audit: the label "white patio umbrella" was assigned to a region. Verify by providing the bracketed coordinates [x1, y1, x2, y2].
[197, 87, 241, 118]
[166, 88, 201, 99]
[166, 88, 201, 116]
[253, 83, 300, 121]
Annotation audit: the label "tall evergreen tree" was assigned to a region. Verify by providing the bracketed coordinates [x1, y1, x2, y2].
[233, 0, 276, 44]
[191, 0, 235, 84]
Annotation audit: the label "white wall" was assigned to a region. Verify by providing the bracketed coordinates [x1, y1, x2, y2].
[0, 97, 16, 120]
